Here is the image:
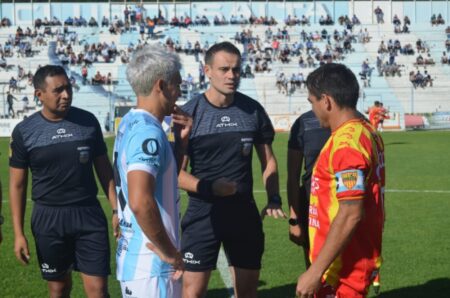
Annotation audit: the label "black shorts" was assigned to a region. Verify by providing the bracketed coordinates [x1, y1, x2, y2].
[181, 197, 264, 272]
[31, 203, 111, 280]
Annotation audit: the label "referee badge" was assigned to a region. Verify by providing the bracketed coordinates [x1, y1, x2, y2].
[242, 143, 252, 156]
[78, 146, 91, 164]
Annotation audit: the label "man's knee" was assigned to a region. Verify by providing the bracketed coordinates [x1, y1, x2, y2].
[182, 271, 211, 298]
[82, 275, 108, 298]
[47, 279, 72, 298]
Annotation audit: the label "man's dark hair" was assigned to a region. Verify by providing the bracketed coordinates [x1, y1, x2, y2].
[33, 65, 69, 90]
[205, 42, 241, 66]
[306, 63, 359, 109]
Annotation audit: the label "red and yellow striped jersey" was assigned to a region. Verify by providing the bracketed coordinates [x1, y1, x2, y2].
[309, 118, 385, 294]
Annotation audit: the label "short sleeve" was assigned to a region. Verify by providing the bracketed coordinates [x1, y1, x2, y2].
[126, 127, 165, 179]
[9, 125, 28, 169]
[288, 117, 304, 151]
[331, 147, 369, 200]
[92, 117, 107, 157]
[255, 105, 275, 144]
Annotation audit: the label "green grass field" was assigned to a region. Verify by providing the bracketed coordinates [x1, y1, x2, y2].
[0, 131, 450, 297]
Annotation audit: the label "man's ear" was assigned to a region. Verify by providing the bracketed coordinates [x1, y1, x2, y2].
[34, 89, 42, 100]
[155, 79, 165, 93]
[323, 94, 333, 111]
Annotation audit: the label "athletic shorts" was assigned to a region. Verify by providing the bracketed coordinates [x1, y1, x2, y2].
[120, 277, 181, 298]
[181, 197, 264, 271]
[31, 202, 111, 280]
[315, 282, 365, 298]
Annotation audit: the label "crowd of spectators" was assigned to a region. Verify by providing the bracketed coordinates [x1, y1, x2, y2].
[431, 14, 445, 26]
[409, 70, 433, 88]
[393, 14, 410, 34]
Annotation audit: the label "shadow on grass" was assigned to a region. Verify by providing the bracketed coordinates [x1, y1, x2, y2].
[379, 278, 450, 298]
[207, 282, 296, 298]
[206, 278, 450, 298]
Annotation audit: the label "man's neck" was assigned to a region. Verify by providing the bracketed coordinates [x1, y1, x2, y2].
[204, 88, 234, 108]
[136, 95, 164, 122]
[41, 108, 67, 122]
[330, 109, 359, 132]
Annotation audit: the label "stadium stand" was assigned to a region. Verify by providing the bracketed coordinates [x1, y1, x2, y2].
[1, 1, 450, 133]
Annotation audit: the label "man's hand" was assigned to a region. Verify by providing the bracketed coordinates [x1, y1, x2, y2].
[146, 242, 184, 280]
[261, 202, 287, 220]
[112, 214, 120, 240]
[212, 178, 237, 197]
[296, 269, 322, 298]
[14, 235, 30, 265]
[172, 105, 192, 149]
[289, 223, 307, 247]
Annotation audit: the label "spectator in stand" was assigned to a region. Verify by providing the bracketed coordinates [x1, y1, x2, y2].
[441, 51, 449, 64]
[374, 6, 384, 24]
[404, 15, 411, 26]
[393, 15, 401, 26]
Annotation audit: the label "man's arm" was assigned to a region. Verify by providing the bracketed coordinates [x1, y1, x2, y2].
[255, 143, 286, 219]
[9, 167, 30, 264]
[296, 199, 364, 297]
[94, 154, 119, 239]
[287, 148, 307, 246]
[127, 170, 183, 274]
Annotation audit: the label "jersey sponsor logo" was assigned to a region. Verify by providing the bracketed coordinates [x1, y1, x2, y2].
[117, 238, 129, 257]
[309, 205, 320, 228]
[216, 115, 238, 128]
[142, 138, 159, 156]
[41, 263, 57, 274]
[52, 127, 73, 140]
[336, 169, 365, 193]
[311, 176, 320, 195]
[183, 252, 201, 264]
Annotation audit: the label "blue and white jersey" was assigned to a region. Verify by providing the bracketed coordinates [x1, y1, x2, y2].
[113, 109, 180, 281]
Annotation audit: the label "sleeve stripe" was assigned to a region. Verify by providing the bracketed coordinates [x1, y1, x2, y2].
[127, 164, 157, 178]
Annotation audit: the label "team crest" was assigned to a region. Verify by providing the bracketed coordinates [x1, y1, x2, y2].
[341, 171, 358, 190]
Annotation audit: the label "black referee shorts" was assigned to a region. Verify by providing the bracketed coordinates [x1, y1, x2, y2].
[31, 202, 111, 280]
[181, 197, 264, 272]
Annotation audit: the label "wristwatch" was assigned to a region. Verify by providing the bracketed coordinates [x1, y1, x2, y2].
[288, 218, 299, 226]
[0, 215, 4, 225]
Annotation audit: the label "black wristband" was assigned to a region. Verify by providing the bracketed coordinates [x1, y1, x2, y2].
[112, 209, 118, 215]
[197, 179, 214, 197]
[268, 194, 282, 205]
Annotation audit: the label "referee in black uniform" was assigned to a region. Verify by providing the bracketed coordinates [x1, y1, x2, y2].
[9, 65, 118, 298]
[178, 42, 286, 298]
[287, 111, 330, 267]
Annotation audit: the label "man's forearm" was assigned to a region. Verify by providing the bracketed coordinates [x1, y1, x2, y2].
[132, 197, 178, 258]
[263, 156, 280, 197]
[9, 184, 26, 237]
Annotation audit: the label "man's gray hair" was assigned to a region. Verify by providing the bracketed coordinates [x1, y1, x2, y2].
[126, 44, 181, 96]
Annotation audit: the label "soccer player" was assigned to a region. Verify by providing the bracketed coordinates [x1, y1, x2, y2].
[9, 65, 119, 297]
[178, 41, 286, 298]
[287, 111, 330, 266]
[113, 44, 190, 298]
[296, 63, 385, 298]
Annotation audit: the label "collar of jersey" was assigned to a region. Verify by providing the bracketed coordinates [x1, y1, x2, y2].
[132, 108, 162, 129]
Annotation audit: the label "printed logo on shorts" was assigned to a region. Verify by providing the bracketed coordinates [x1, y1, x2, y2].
[183, 252, 201, 265]
[41, 263, 57, 273]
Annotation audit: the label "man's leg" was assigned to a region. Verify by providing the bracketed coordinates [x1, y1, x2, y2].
[47, 273, 72, 298]
[229, 267, 259, 298]
[182, 271, 212, 298]
[80, 273, 108, 298]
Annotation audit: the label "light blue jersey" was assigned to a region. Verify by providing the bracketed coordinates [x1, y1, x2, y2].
[113, 109, 180, 281]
